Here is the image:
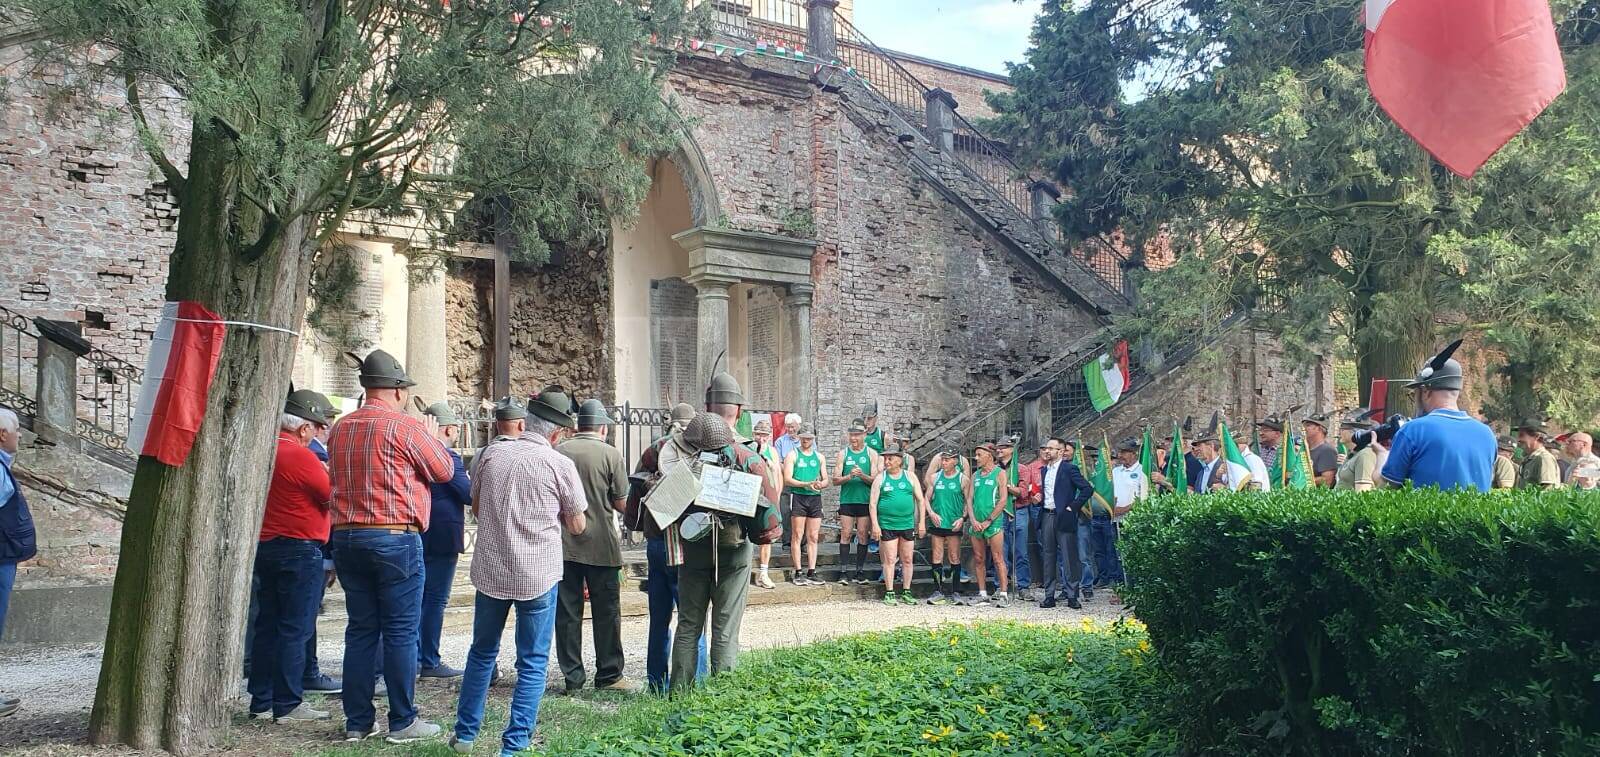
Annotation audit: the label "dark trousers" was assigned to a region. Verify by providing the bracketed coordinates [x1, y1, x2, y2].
[645, 537, 706, 692]
[246, 538, 323, 716]
[246, 565, 326, 682]
[1033, 509, 1083, 600]
[332, 529, 424, 733]
[418, 552, 458, 670]
[1092, 519, 1125, 584]
[555, 560, 624, 689]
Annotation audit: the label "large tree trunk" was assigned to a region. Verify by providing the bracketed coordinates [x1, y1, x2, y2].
[88, 125, 316, 752]
[1353, 248, 1435, 416]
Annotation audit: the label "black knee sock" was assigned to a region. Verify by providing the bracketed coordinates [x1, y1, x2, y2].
[855, 542, 869, 572]
[839, 541, 850, 576]
[931, 562, 945, 592]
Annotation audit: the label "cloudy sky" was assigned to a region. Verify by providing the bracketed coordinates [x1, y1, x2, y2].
[852, 0, 1044, 76]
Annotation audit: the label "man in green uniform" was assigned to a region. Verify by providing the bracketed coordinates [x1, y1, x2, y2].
[834, 421, 880, 584]
[923, 448, 966, 605]
[964, 444, 1009, 608]
[861, 401, 886, 454]
[1516, 421, 1562, 490]
[1492, 436, 1519, 490]
[554, 400, 636, 694]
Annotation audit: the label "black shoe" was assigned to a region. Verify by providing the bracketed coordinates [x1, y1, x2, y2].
[419, 665, 464, 679]
[1067, 597, 1082, 609]
[1039, 597, 1057, 609]
[1083, 588, 1095, 600]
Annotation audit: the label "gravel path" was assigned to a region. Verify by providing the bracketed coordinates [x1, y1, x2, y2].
[0, 593, 1130, 754]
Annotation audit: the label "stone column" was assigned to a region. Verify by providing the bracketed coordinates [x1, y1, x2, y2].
[33, 319, 91, 450]
[807, 0, 840, 62]
[923, 88, 958, 152]
[1028, 180, 1060, 223]
[783, 283, 814, 419]
[405, 255, 450, 403]
[690, 276, 736, 389]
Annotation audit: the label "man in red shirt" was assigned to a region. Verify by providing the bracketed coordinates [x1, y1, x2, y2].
[327, 350, 454, 743]
[247, 389, 336, 723]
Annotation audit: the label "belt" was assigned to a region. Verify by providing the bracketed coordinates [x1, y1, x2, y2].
[333, 523, 420, 534]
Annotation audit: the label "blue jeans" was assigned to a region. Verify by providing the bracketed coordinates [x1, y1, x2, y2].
[1007, 508, 1032, 588]
[247, 538, 324, 716]
[454, 587, 557, 756]
[1077, 521, 1097, 589]
[645, 537, 707, 693]
[331, 529, 424, 733]
[1092, 519, 1124, 584]
[419, 552, 458, 670]
[0, 560, 16, 642]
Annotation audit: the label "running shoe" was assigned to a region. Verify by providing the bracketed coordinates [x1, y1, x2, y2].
[899, 591, 916, 605]
[807, 571, 824, 585]
[992, 592, 1010, 609]
[974, 593, 991, 607]
[926, 591, 947, 606]
[792, 573, 808, 586]
[881, 593, 898, 606]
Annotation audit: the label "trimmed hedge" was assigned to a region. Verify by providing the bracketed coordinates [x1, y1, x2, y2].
[546, 621, 1177, 756]
[1122, 489, 1600, 756]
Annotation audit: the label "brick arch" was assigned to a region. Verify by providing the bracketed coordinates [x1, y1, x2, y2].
[663, 110, 723, 229]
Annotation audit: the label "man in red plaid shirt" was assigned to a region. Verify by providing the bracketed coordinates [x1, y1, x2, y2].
[326, 349, 454, 744]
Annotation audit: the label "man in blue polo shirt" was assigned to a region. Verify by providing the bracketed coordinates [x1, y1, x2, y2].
[1381, 340, 1495, 491]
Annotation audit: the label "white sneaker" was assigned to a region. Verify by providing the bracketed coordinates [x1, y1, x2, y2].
[756, 569, 775, 589]
[385, 719, 441, 744]
[975, 592, 991, 607]
[993, 592, 1010, 608]
[275, 703, 330, 722]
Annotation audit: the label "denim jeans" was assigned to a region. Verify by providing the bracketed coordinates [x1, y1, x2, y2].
[247, 538, 324, 716]
[331, 529, 424, 733]
[1007, 508, 1033, 588]
[0, 560, 16, 642]
[418, 552, 458, 670]
[1092, 519, 1125, 584]
[454, 587, 557, 756]
[645, 537, 707, 693]
[1077, 521, 1097, 589]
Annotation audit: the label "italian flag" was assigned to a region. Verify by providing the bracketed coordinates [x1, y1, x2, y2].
[1084, 341, 1130, 413]
[1217, 422, 1254, 492]
[1364, 0, 1565, 177]
[127, 302, 226, 467]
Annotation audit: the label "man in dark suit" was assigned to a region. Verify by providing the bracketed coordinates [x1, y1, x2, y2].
[1031, 437, 1091, 609]
[1185, 440, 1204, 492]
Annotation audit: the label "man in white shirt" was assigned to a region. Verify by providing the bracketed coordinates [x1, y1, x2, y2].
[1194, 434, 1223, 492]
[1098, 440, 1148, 586]
[1234, 430, 1271, 492]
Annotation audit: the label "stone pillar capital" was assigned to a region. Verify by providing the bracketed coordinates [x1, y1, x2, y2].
[687, 275, 738, 299]
[783, 283, 814, 307]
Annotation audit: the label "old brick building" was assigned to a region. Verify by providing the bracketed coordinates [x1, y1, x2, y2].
[0, 2, 1334, 623]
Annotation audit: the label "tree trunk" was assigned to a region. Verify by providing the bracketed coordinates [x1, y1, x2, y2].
[1353, 248, 1435, 417]
[88, 125, 316, 753]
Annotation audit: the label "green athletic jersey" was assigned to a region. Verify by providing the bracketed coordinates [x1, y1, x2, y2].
[840, 447, 874, 504]
[971, 467, 1004, 522]
[786, 449, 824, 495]
[930, 470, 966, 528]
[876, 471, 917, 530]
[865, 428, 885, 453]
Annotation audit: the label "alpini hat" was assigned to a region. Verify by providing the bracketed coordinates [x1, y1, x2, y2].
[285, 389, 336, 426]
[353, 349, 416, 389]
[848, 420, 867, 434]
[421, 401, 461, 426]
[527, 385, 577, 429]
[576, 399, 613, 427]
[492, 396, 527, 421]
[705, 372, 745, 406]
[1406, 339, 1465, 391]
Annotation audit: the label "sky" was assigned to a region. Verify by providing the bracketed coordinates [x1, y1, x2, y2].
[851, 0, 1044, 77]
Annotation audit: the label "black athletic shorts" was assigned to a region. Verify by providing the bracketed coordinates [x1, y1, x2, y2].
[880, 528, 916, 542]
[789, 493, 822, 518]
[928, 526, 960, 537]
[839, 503, 869, 518]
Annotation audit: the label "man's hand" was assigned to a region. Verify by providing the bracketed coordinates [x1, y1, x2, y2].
[951, 518, 963, 532]
[916, 525, 926, 539]
[871, 526, 882, 541]
[421, 414, 441, 439]
[324, 569, 337, 589]
[757, 524, 783, 544]
[977, 519, 991, 533]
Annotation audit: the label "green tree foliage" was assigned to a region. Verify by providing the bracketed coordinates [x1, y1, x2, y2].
[7, 0, 694, 749]
[989, 0, 1600, 425]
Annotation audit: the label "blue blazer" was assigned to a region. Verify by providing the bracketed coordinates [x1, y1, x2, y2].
[1047, 461, 1094, 531]
[0, 461, 37, 564]
[424, 449, 471, 555]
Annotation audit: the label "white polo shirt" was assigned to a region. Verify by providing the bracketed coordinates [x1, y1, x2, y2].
[1111, 464, 1148, 520]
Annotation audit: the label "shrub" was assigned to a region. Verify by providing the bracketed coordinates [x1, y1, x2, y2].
[545, 620, 1177, 756]
[1121, 489, 1600, 756]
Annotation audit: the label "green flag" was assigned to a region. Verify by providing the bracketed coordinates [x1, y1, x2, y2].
[1075, 436, 1090, 478]
[1251, 424, 1262, 457]
[1006, 443, 1020, 516]
[1139, 425, 1157, 480]
[1166, 421, 1187, 493]
[1090, 433, 1115, 515]
[735, 410, 753, 438]
[1269, 431, 1312, 490]
[1218, 422, 1254, 491]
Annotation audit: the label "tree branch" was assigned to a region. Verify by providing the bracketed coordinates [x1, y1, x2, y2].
[123, 72, 186, 196]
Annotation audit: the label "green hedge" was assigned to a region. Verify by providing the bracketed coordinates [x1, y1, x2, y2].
[545, 621, 1177, 756]
[1121, 489, 1600, 756]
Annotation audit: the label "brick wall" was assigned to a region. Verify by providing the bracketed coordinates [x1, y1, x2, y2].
[8, 433, 130, 587]
[887, 54, 1011, 120]
[0, 46, 188, 369]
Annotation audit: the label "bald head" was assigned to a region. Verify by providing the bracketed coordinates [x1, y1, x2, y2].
[1566, 432, 1593, 457]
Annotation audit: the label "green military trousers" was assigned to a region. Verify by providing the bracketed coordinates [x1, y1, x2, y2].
[670, 537, 753, 693]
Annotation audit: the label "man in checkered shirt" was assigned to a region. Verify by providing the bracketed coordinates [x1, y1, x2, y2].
[450, 386, 587, 756]
[326, 350, 454, 744]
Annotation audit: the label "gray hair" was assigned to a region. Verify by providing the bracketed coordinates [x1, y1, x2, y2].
[279, 413, 310, 433]
[526, 417, 561, 439]
[0, 408, 17, 433]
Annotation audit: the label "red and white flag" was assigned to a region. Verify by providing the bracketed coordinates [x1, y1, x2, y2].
[1365, 0, 1566, 177]
[128, 302, 227, 467]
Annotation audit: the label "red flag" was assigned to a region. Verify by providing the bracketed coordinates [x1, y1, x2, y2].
[770, 411, 787, 441]
[1369, 378, 1389, 418]
[1365, 0, 1566, 178]
[128, 302, 226, 466]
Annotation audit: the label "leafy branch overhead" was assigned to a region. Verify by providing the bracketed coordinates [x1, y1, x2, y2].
[989, 0, 1600, 425]
[20, 0, 701, 264]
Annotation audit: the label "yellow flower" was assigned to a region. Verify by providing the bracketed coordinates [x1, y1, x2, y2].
[1029, 714, 1046, 732]
[975, 704, 988, 716]
[990, 730, 1011, 744]
[949, 636, 960, 646]
[955, 665, 965, 676]
[921, 724, 955, 743]
[1138, 639, 1152, 653]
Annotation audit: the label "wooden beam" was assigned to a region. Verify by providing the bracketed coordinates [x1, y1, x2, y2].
[491, 202, 513, 399]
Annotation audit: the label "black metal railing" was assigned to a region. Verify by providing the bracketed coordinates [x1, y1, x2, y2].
[706, 0, 808, 51]
[0, 306, 38, 420]
[831, 13, 934, 124]
[0, 304, 145, 456]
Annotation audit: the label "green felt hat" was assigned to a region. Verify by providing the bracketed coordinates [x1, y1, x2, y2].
[528, 385, 577, 429]
[285, 389, 336, 426]
[354, 349, 416, 389]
